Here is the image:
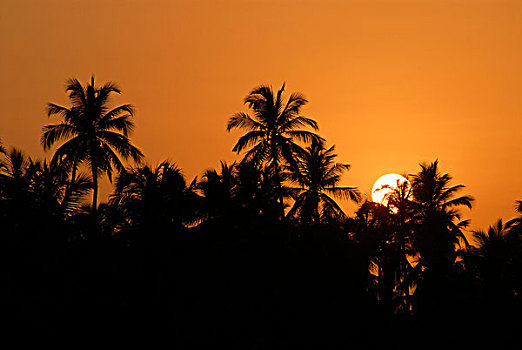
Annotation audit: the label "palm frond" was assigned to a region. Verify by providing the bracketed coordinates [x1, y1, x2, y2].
[226, 112, 264, 132]
[285, 130, 324, 144]
[46, 103, 71, 118]
[65, 77, 88, 107]
[240, 141, 269, 164]
[41, 123, 78, 149]
[50, 136, 87, 165]
[99, 104, 135, 123]
[61, 172, 92, 214]
[231, 130, 265, 153]
[324, 186, 361, 202]
[280, 116, 319, 132]
[280, 92, 308, 119]
[515, 200, 522, 214]
[320, 193, 347, 221]
[438, 184, 466, 202]
[99, 115, 135, 136]
[98, 131, 143, 164]
[442, 195, 474, 209]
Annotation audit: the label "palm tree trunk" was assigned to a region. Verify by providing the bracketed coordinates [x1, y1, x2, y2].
[274, 161, 285, 219]
[60, 157, 78, 212]
[271, 143, 284, 219]
[91, 162, 98, 212]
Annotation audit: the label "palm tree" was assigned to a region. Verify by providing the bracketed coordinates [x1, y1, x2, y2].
[0, 148, 32, 207]
[287, 139, 360, 224]
[0, 147, 91, 218]
[41, 76, 143, 212]
[408, 160, 475, 317]
[110, 161, 201, 232]
[410, 160, 474, 213]
[28, 159, 92, 217]
[472, 219, 521, 302]
[198, 161, 238, 222]
[227, 83, 324, 216]
[409, 160, 474, 260]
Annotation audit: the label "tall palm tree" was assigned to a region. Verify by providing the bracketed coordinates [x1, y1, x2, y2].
[408, 160, 474, 317]
[227, 83, 324, 216]
[410, 160, 474, 214]
[287, 139, 360, 224]
[409, 160, 474, 257]
[41, 76, 143, 211]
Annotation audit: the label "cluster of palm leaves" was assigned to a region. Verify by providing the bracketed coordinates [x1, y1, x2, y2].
[0, 146, 91, 220]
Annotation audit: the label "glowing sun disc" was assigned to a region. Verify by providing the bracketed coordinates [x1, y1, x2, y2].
[371, 173, 410, 205]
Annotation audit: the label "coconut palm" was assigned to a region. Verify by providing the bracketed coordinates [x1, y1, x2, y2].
[0, 147, 91, 218]
[227, 83, 324, 216]
[408, 161, 475, 318]
[286, 139, 360, 224]
[409, 160, 474, 256]
[28, 159, 92, 217]
[198, 161, 238, 222]
[472, 219, 521, 301]
[0, 148, 32, 206]
[410, 160, 474, 212]
[41, 76, 143, 212]
[109, 161, 201, 232]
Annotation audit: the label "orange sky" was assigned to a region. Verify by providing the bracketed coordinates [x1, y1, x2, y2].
[1, 0, 521, 230]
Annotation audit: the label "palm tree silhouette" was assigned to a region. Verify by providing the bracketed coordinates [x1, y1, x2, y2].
[227, 83, 323, 216]
[0, 148, 91, 217]
[286, 139, 360, 224]
[28, 159, 92, 217]
[198, 161, 238, 222]
[409, 160, 474, 265]
[0, 148, 32, 206]
[110, 161, 201, 232]
[41, 76, 143, 212]
[407, 161, 475, 319]
[472, 219, 521, 304]
[410, 160, 473, 213]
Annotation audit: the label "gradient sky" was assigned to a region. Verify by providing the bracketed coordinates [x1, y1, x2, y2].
[1, 0, 521, 230]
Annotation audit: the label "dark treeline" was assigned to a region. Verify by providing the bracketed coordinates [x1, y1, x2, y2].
[0, 78, 520, 348]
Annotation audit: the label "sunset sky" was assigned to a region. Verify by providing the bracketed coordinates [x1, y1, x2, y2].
[1, 0, 521, 230]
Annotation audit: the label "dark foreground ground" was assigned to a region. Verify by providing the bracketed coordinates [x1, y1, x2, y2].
[1, 224, 520, 349]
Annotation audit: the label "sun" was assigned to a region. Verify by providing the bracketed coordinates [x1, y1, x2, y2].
[371, 173, 411, 206]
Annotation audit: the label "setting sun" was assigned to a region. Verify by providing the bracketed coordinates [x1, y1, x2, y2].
[371, 173, 411, 206]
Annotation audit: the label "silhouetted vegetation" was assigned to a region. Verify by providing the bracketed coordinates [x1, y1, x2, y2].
[0, 78, 520, 348]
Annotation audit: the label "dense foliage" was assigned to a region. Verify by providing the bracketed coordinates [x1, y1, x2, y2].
[0, 79, 520, 348]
